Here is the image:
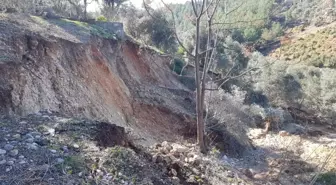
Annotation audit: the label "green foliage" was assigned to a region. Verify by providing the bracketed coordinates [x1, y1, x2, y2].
[176, 46, 186, 55]
[96, 15, 108, 22]
[316, 171, 336, 185]
[63, 156, 86, 173]
[261, 22, 284, 41]
[243, 27, 261, 42]
[170, 58, 186, 75]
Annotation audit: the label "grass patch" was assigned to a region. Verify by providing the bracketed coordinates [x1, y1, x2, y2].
[30, 15, 48, 25]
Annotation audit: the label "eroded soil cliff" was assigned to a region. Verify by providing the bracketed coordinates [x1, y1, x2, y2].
[0, 13, 196, 145]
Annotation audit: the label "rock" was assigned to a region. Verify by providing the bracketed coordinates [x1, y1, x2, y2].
[253, 173, 268, 180]
[19, 160, 26, 164]
[192, 168, 200, 175]
[24, 133, 34, 139]
[26, 138, 34, 143]
[62, 146, 69, 153]
[26, 143, 39, 150]
[171, 143, 188, 153]
[9, 149, 19, 156]
[6, 166, 12, 172]
[171, 177, 180, 185]
[6, 160, 14, 166]
[56, 158, 64, 164]
[0, 149, 6, 155]
[171, 169, 178, 176]
[73, 143, 79, 149]
[19, 121, 27, 124]
[279, 130, 290, 137]
[50, 149, 57, 154]
[0, 160, 6, 165]
[4, 144, 14, 151]
[12, 134, 21, 139]
[227, 170, 234, 178]
[48, 128, 55, 136]
[19, 155, 25, 159]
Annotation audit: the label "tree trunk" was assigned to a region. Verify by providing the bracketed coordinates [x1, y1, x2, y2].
[195, 16, 206, 153]
[84, 0, 87, 20]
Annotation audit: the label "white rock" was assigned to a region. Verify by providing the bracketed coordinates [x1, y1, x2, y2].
[0, 160, 6, 165]
[4, 144, 14, 151]
[171, 143, 188, 153]
[9, 149, 19, 157]
[0, 149, 6, 155]
[26, 138, 34, 143]
[56, 158, 64, 164]
[50, 149, 57, 153]
[73, 144, 79, 149]
[12, 134, 21, 139]
[6, 166, 12, 172]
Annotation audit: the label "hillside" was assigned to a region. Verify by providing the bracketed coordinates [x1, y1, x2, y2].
[0, 2, 336, 185]
[270, 23, 336, 68]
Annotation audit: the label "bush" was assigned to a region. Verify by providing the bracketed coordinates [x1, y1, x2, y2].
[261, 22, 284, 41]
[170, 58, 186, 75]
[96, 15, 108, 22]
[243, 27, 261, 42]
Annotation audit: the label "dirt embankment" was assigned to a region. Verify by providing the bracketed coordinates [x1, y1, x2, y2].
[0, 14, 196, 144]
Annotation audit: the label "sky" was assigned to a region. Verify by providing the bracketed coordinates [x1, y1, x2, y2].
[129, 0, 190, 8]
[88, 0, 189, 12]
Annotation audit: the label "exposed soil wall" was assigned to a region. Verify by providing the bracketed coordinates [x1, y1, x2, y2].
[0, 14, 195, 144]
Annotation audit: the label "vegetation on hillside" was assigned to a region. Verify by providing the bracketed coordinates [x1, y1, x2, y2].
[271, 26, 336, 68]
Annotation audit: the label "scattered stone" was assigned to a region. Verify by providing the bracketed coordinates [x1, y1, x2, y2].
[48, 128, 55, 136]
[18, 155, 25, 159]
[73, 143, 79, 149]
[35, 135, 41, 139]
[253, 172, 268, 180]
[26, 138, 34, 143]
[6, 160, 14, 166]
[6, 166, 12, 172]
[171, 177, 180, 185]
[0, 159, 6, 165]
[50, 149, 57, 154]
[26, 143, 39, 150]
[0, 149, 6, 155]
[4, 144, 14, 151]
[78, 172, 83, 177]
[9, 149, 19, 157]
[24, 133, 34, 139]
[19, 160, 26, 164]
[12, 134, 21, 139]
[227, 170, 234, 178]
[171, 143, 188, 153]
[56, 158, 64, 164]
[62, 146, 69, 153]
[279, 130, 290, 137]
[171, 169, 178, 176]
[19, 121, 27, 124]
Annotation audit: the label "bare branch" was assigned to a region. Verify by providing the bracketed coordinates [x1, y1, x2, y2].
[159, 0, 195, 57]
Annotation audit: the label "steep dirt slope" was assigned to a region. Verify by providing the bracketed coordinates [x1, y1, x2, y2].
[0, 13, 196, 145]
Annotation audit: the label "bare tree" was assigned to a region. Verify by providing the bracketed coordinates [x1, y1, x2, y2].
[149, 0, 269, 153]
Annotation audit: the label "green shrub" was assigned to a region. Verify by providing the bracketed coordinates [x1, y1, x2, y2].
[316, 171, 336, 185]
[170, 58, 186, 75]
[176, 46, 185, 55]
[96, 15, 108, 22]
[243, 27, 261, 42]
